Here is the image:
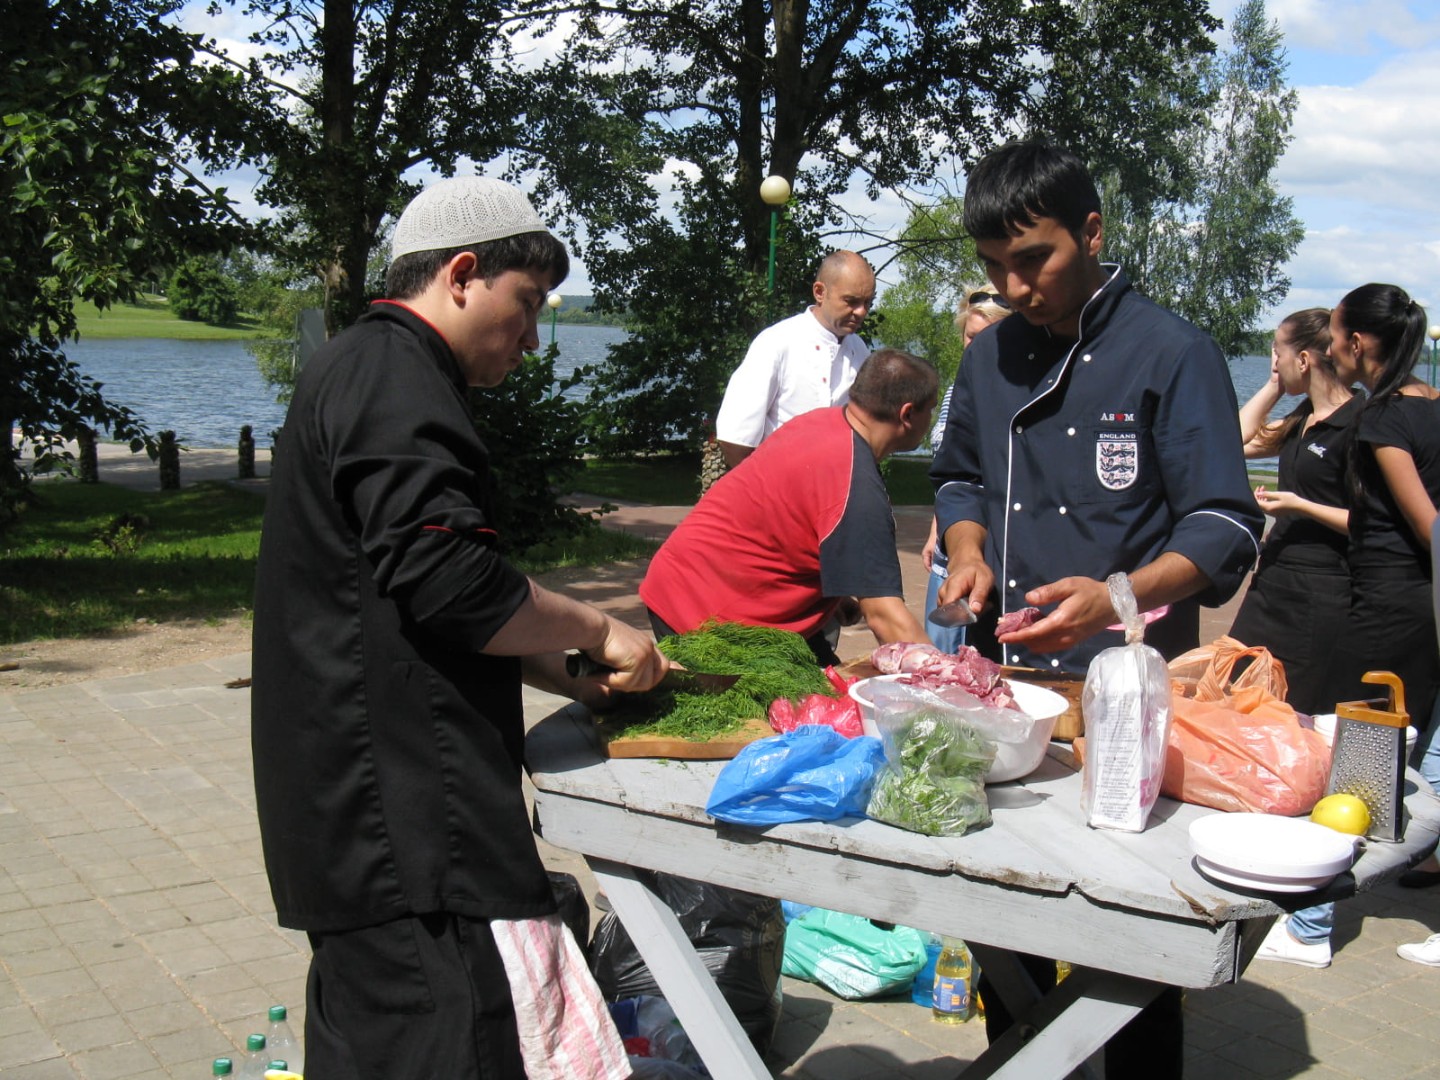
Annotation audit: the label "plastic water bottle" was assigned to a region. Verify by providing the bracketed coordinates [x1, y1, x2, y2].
[212, 1058, 234, 1077]
[266, 1005, 303, 1075]
[932, 937, 974, 1024]
[236, 1034, 268, 1079]
[911, 932, 944, 1006]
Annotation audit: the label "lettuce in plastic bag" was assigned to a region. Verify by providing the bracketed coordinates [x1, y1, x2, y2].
[866, 710, 994, 836]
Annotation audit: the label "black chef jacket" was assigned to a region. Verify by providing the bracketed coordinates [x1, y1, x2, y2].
[931, 266, 1262, 674]
[252, 301, 553, 932]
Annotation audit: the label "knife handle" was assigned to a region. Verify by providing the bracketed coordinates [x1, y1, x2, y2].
[566, 652, 614, 678]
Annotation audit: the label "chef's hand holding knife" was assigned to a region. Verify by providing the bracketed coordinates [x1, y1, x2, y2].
[580, 617, 671, 696]
[936, 521, 994, 622]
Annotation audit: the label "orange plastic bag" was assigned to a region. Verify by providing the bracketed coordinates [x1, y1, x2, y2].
[1161, 637, 1331, 816]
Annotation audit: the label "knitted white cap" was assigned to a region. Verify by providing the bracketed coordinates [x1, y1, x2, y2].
[390, 177, 551, 261]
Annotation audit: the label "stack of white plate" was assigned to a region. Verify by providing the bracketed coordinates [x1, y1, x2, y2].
[1188, 813, 1360, 893]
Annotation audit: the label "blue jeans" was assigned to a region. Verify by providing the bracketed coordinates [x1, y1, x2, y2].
[924, 564, 967, 654]
[1420, 695, 1440, 791]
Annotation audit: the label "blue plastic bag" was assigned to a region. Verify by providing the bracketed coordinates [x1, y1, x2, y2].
[705, 725, 886, 826]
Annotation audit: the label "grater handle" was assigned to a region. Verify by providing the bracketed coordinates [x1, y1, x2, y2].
[1360, 671, 1407, 720]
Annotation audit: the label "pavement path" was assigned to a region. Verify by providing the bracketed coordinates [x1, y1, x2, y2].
[3, 453, 1440, 1077]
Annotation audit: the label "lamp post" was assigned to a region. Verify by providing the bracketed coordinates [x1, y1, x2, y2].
[547, 292, 563, 347]
[760, 174, 792, 293]
[1429, 325, 1440, 388]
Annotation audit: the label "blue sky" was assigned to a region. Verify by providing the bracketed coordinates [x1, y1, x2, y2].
[190, 0, 1440, 328]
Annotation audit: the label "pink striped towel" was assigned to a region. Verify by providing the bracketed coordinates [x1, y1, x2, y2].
[489, 914, 632, 1080]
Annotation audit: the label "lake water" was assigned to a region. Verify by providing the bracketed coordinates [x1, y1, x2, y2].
[63, 324, 628, 448]
[65, 329, 1422, 450]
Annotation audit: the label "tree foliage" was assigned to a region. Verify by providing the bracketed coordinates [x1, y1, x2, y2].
[0, 0, 256, 519]
[524, 0, 1224, 452]
[872, 198, 976, 395]
[204, 0, 531, 335]
[1095, 0, 1303, 356]
[470, 347, 598, 553]
[168, 256, 240, 324]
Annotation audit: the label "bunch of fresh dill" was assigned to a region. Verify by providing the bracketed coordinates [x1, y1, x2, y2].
[609, 620, 836, 742]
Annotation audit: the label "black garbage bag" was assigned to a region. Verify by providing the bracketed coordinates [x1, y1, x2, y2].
[548, 871, 590, 958]
[589, 870, 785, 1055]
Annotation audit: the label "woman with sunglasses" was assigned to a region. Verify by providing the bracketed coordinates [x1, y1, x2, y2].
[922, 287, 1013, 650]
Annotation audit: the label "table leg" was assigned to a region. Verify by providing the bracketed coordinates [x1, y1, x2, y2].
[964, 947, 1162, 1080]
[588, 858, 771, 1080]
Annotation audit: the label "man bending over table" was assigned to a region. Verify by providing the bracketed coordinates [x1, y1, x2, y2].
[642, 347, 936, 663]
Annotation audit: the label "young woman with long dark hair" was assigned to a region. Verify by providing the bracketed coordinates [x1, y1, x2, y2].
[1323, 283, 1439, 725]
[1229, 308, 1360, 715]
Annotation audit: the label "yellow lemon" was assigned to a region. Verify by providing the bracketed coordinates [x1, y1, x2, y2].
[1310, 793, 1371, 835]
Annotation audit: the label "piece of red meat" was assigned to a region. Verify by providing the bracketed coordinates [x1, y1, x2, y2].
[996, 606, 1041, 636]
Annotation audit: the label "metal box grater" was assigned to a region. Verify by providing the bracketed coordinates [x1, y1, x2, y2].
[1326, 671, 1409, 842]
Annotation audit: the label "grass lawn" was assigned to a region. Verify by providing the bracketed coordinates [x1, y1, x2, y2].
[72, 295, 267, 341]
[0, 480, 655, 644]
[576, 452, 938, 506]
[0, 482, 265, 643]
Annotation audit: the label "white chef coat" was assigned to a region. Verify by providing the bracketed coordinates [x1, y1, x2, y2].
[714, 308, 871, 448]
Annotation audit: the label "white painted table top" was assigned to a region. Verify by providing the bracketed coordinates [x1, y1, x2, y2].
[528, 704, 1440, 987]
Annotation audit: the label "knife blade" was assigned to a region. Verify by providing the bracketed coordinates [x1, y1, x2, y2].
[564, 652, 742, 694]
[927, 599, 978, 628]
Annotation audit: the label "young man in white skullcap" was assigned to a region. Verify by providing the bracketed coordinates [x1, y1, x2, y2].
[252, 177, 667, 1078]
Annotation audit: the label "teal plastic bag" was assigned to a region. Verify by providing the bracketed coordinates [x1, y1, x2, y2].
[781, 908, 926, 1000]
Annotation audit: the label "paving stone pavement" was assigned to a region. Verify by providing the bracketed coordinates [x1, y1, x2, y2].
[4, 473, 1440, 1077]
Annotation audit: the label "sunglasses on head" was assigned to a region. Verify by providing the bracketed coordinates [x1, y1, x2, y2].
[967, 290, 1011, 310]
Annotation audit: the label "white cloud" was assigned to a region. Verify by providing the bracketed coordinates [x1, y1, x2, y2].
[1280, 53, 1440, 217]
[1276, 225, 1440, 317]
[1268, 0, 1440, 52]
[1265, 42, 1440, 321]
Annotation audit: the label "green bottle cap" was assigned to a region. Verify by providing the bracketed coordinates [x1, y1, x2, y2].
[247, 1034, 267, 1052]
[268, 1061, 288, 1070]
[213, 1059, 233, 1077]
[268, 1005, 287, 1022]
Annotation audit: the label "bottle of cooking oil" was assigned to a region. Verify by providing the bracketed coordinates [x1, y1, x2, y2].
[932, 937, 973, 1024]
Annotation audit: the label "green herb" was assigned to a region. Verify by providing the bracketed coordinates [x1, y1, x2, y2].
[866, 711, 995, 836]
[605, 620, 836, 742]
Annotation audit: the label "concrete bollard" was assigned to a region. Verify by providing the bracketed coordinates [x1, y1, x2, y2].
[158, 431, 180, 490]
[238, 425, 256, 479]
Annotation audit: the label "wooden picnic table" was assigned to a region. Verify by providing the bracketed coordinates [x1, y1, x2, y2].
[526, 704, 1440, 1079]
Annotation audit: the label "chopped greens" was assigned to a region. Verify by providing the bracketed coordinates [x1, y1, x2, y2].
[604, 620, 836, 743]
[866, 710, 995, 836]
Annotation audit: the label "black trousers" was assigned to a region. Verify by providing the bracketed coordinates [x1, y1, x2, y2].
[304, 912, 525, 1080]
[978, 955, 1183, 1080]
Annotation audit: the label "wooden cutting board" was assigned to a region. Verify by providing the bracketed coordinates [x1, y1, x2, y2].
[595, 714, 775, 759]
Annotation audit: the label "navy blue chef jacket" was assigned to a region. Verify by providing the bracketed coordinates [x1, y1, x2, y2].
[931, 266, 1263, 673]
[251, 302, 554, 933]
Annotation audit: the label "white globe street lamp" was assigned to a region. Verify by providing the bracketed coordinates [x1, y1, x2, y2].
[547, 293, 563, 347]
[760, 175, 793, 293]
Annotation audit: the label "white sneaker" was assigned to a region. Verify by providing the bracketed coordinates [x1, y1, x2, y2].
[1256, 919, 1332, 968]
[1397, 933, 1440, 966]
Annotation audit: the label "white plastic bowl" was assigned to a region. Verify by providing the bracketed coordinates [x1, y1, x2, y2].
[1188, 812, 1358, 882]
[849, 674, 1067, 783]
[1311, 713, 1417, 754]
